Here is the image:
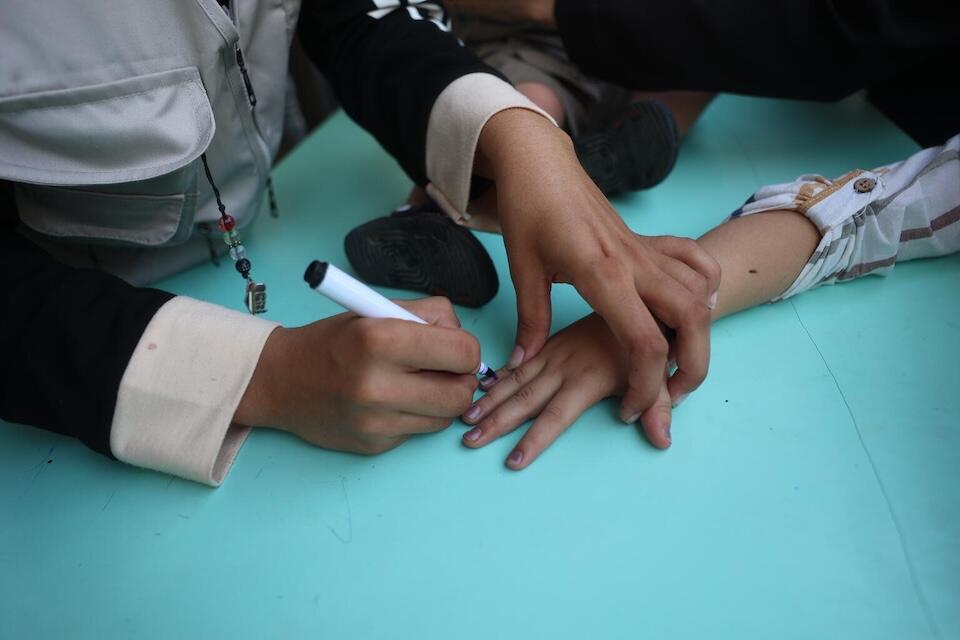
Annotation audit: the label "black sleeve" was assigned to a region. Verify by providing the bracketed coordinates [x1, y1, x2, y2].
[297, 0, 504, 186]
[555, 0, 960, 101]
[0, 183, 173, 457]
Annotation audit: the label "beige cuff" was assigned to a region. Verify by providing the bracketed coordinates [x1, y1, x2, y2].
[110, 296, 279, 486]
[424, 72, 556, 227]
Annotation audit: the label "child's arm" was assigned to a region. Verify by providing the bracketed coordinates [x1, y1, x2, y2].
[463, 134, 960, 469]
[461, 210, 820, 469]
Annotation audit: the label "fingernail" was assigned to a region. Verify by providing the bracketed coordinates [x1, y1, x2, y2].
[506, 345, 525, 369]
[464, 427, 482, 442]
[625, 413, 641, 424]
[672, 393, 689, 408]
[708, 291, 719, 310]
[664, 422, 672, 445]
[667, 359, 678, 374]
[479, 375, 496, 390]
[464, 404, 482, 422]
[507, 449, 524, 466]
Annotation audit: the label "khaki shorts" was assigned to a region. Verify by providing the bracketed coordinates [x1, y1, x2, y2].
[454, 17, 632, 135]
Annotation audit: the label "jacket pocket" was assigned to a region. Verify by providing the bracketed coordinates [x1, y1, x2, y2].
[0, 66, 215, 246]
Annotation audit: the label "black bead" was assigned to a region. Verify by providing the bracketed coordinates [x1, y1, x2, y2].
[235, 258, 252, 275]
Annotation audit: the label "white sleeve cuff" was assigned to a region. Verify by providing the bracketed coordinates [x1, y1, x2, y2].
[110, 296, 280, 486]
[424, 72, 556, 224]
[731, 134, 960, 300]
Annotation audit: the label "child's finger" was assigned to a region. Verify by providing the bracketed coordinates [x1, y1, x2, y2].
[639, 379, 673, 449]
[463, 357, 548, 423]
[462, 372, 562, 448]
[505, 385, 599, 470]
[479, 366, 510, 391]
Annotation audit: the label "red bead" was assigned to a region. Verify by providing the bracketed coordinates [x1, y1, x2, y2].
[217, 214, 236, 232]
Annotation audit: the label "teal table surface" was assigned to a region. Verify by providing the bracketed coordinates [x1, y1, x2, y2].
[2, 96, 958, 640]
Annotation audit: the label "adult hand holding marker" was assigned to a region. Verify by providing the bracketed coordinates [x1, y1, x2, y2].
[233, 265, 480, 455]
[304, 262, 497, 381]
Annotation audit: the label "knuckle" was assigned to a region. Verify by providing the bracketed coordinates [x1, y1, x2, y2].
[356, 321, 392, 354]
[540, 403, 566, 423]
[590, 256, 626, 283]
[428, 296, 455, 314]
[686, 299, 711, 325]
[451, 384, 475, 415]
[706, 256, 722, 282]
[481, 414, 501, 433]
[512, 384, 536, 405]
[423, 296, 456, 323]
[459, 334, 481, 369]
[346, 373, 379, 404]
[632, 333, 669, 360]
[676, 237, 699, 255]
[509, 366, 528, 388]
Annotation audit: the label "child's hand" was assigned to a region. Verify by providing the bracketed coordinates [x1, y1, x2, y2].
[460, 314, 674, 470]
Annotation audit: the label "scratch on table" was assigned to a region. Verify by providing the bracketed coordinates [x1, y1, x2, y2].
[18, 445, 57, 498]
[100, 488, 118, 513]
[789, 300, 942, 640]
[327, 477, 354, 544]
[256, 466, 265, 479]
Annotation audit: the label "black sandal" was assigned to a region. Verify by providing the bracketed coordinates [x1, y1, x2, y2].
[344, 202, 499, 308]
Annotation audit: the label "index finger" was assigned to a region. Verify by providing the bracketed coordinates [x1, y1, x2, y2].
[574, 264, 667, 421]
[395, 297, 462, 329]
[633, 274, 711, 404]
[381, 320, 482, 375]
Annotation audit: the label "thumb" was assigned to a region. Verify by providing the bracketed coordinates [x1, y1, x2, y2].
[510, 266, 552, 369]
[638, 378, 673, 449]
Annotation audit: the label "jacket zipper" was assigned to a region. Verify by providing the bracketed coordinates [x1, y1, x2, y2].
[216, 0, 280, 218]
[235, 46, 279, 217]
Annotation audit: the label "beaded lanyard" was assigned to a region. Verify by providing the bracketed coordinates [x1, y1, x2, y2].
[198, 0, 272, 315]
[200, 154, 267, 314]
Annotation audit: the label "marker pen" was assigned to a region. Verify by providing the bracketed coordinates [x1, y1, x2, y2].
[304, 261, 497, 380]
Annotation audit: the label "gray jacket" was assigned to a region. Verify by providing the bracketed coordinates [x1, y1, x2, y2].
[0, 0, 299, 283]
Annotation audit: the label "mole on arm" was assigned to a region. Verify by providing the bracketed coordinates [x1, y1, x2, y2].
[748, 269, 758, 274]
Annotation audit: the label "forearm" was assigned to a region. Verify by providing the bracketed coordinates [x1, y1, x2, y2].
[700, 133, 960, 320]
[0, 187, 173, 455]
[297, 0, 501, 186]
[699, 211, 819, 320]
[298, 1, 554, 221]
[1, 183, 277, 485]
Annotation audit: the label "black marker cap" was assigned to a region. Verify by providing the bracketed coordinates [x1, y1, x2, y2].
[303, 260, 329, 288]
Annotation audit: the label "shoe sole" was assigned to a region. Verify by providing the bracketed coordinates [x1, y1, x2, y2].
[344, 211, 499, 308]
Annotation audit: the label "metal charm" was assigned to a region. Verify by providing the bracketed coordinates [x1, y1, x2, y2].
[245, 281, 267, 315]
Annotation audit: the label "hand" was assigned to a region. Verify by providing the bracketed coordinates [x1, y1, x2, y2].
[235, 297, 480, 454]
[460, 314, 675, 469]
[443, 0, 556, 25]
[477, 109, 720, 423]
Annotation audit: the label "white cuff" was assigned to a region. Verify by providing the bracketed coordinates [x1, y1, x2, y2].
[110, 296, 279, 486]
[731, 134, 960, 300]
[424, 72, 556, 225]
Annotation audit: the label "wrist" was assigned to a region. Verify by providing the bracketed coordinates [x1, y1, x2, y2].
[477, 108, 571, 178]
[233, 326, 287, 427]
